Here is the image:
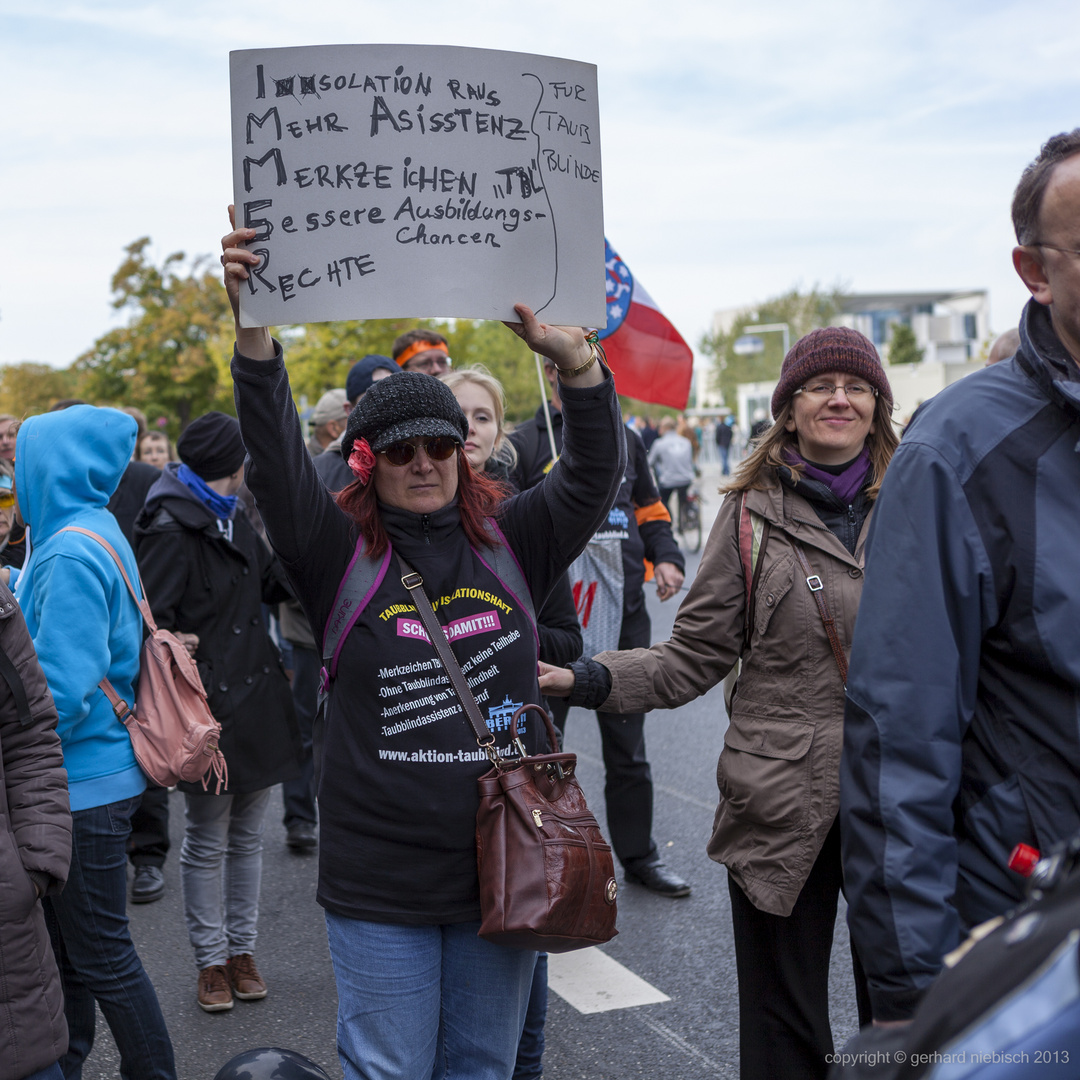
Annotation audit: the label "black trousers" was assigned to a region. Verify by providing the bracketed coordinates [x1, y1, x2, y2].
[727, 818, 872, 1080]
[658, 484, 690, 520]
[282, 642, 319, 827]
[549, 611, 656, 867]
[127, 784, 170, 868]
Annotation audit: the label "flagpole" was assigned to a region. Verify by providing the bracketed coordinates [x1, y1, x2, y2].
[535, 352, 558, 463]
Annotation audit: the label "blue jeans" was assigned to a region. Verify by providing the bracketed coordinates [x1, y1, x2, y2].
[20, 1065, 64, 1080]
[514, 953, 547, 1079]
[325, 913, 536, 1080]
[43, 797, 176, 1080]
[181, 788, 271, 970]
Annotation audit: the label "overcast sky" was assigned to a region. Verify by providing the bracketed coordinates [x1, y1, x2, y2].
[3, 0, 1079, 370]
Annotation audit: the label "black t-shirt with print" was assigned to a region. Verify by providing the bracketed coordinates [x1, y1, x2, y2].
[232, 346, 626, 924]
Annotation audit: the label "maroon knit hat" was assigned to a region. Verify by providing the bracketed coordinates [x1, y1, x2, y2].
[771, 327, 892, 418]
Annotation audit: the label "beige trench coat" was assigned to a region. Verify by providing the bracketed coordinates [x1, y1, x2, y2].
[595, 472, 872, 916]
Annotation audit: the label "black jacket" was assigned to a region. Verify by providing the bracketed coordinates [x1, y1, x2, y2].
[313, 445, 353, 492]
[134, 465, 301, 793]
[842, 299, 1080, 1020]
[233, 346, 625, 924]
[108, 460, 160, 545]
[782, 468, 873, 556]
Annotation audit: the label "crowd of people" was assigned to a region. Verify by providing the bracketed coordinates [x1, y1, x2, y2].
[2, 130, 1079, 1080]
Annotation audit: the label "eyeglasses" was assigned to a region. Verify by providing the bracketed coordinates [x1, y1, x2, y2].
[794, 382, 877, 399]
[1029, 241, 1080, 259]
[0, 491, 13, 509]
[410, 355, 453, 373]
[380, 436, 459, 467]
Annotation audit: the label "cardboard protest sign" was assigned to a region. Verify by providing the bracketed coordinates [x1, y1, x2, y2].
[230, 44, 605, 328]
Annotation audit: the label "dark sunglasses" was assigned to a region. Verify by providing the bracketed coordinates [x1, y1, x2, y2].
[380, 436, 458, 467]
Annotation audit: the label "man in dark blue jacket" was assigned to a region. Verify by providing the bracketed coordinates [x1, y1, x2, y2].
[841, 129, 1080, 1023]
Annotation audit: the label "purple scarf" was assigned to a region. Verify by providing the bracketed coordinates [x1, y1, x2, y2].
[786, 446, 871, 505]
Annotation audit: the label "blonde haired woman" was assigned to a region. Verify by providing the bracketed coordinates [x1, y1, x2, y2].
[440, 365, 518, 482]
[541, 328, 899, 1080]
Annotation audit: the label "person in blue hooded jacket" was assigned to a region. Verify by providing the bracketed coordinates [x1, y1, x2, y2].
[11, 405, 176, 1079]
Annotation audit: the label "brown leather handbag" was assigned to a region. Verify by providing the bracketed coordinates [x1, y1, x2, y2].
[399, 558, 619, 953]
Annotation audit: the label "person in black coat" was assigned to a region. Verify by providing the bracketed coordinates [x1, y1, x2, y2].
[134, 412, 301, 1014]
[108, 457, 172, 903]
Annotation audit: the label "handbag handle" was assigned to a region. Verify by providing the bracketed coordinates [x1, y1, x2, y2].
[397, 555, 527, 768]
[509, 703, 561, 756]
[791, 541, 848, 686]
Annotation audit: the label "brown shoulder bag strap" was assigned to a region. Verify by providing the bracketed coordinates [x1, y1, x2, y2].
[790, 540, 848, 686]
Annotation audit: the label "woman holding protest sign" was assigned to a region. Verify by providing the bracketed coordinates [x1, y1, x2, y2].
[539, 328, 897, 1080]
[221, 210, 623, 1080]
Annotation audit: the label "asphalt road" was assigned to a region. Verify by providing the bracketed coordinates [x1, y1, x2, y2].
[82, 464, 860, 1079]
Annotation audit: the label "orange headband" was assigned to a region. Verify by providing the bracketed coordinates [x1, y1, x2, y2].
[396, 340, 449, 367]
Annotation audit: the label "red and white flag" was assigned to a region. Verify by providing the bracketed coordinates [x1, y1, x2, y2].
[597, 239, 694, 409]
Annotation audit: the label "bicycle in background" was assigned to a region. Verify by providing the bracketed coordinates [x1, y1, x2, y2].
[677, 484, 703, 553]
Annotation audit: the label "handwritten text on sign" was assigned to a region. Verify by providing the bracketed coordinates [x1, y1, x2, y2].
[230, 44, 605, 328]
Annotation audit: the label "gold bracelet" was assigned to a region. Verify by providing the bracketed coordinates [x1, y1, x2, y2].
[557, 334, 604, 379]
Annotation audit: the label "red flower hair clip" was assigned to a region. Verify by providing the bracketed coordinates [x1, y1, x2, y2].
[348, 438, 376, 484]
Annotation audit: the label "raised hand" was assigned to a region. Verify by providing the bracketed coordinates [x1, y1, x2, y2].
[221, 205, 274, 361]
[504, 305, 598, 380]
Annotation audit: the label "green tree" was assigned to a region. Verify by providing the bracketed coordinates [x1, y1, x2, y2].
[280, 317, 540, 421]
[887, 322, 924, 365]
[700, 285, 845, 408]
[0, 363, 86, 418]
[74, 238, 235, 434]
[275, 318, 417, 404]
[72, 238, 557, 432]
[437, 319, 538, 422]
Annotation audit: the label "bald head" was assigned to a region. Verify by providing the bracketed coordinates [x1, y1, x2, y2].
[987, 328, 1021, 366]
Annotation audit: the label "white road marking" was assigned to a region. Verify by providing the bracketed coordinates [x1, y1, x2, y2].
[548, 947, 671, 1014]
[637, 1016, 733, 1076]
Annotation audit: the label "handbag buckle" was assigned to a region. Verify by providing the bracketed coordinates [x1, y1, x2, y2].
[805, 575, 823, 592]
[401, 571, 423, 589]
[511, 737, 528, 759]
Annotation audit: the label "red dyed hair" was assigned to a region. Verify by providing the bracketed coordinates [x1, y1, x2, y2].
[335, 451, 511, 558]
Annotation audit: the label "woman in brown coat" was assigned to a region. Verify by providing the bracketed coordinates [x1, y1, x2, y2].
[542, 328, 898, 1080]
[0, 576, 71, 1080]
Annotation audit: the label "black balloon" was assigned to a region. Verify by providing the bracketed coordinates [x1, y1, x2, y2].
[213, 1047, 332, 1080]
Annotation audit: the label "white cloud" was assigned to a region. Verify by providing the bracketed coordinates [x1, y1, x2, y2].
[2, 0, 1078, 370]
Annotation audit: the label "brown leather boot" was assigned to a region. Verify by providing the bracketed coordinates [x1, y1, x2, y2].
[197, 965, 234, 1012]
[227, 953, 268, 1000]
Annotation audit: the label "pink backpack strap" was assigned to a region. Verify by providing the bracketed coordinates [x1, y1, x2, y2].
[58, 525, 157, 632]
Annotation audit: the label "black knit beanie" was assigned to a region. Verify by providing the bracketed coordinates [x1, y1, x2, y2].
[771, 327, 892, 418]
[341, 371, 468, 460]
[346, 355, 398, 403]
[177, 412, 246, 480]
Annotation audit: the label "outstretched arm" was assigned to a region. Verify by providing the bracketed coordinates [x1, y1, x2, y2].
[222, 208, 353, 611]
